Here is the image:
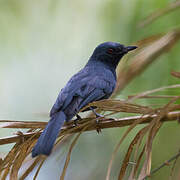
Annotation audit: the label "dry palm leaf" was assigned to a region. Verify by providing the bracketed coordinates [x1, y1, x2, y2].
[137, 1, 180, 28]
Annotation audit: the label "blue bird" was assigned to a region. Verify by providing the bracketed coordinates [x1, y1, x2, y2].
[32, 42, 137, 157]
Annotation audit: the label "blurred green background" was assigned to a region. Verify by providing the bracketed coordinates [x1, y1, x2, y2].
[0, 0, 180, 179]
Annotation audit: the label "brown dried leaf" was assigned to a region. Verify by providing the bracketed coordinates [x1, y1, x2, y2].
[0, 131, 40, 145]
[135, 34, 163, 47]
[106, 112, 154, 180]
[33, 157, 46, 180]
[1, 110, 179, 148]
[118, 126, 149, 180]
[129, 85, 180, 102]
[138, 122, 162, 180]
[114, 29, 180, 94]
[0, 121, 46, 129]
[10, 139, 35, 180]
[60, 125, 90, 180]
[128, 125, 149, 180]
[171, 71, 180, 78]
[19, 156, 42, 180]
[129, 145, 146, 180]
[138, 1, 180, 28]
[0, 96, 180, 180]
[0, 143, 20, 180]
[128, 95, 180, 99]
[88, 99, 153, 114]
[138, 97, 180, 179]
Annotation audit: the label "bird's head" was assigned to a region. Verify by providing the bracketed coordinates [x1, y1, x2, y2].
[91, 42, 137, 68]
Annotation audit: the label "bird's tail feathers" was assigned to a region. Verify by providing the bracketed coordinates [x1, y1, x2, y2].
[32, 111, 66, 157]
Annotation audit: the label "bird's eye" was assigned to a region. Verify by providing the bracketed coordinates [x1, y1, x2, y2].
[107, 48, 114, 54]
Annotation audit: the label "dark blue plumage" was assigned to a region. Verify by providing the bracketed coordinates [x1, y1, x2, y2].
[32, 42, 137, 157]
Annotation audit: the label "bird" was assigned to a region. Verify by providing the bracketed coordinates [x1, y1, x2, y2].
[32, 42, 137, 157]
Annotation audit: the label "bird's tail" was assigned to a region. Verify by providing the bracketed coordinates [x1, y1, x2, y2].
[32, 111, 66, 157]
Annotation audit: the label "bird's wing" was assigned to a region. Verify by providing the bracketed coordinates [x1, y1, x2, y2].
[50, 69, 90, 117]
[50, 70, 115, 117]
[75, 76, 114, 110]
[77, 88, 107, 111]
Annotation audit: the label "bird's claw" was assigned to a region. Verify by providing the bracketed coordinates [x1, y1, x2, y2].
[95, 112, 104, 118]
[89, 107, 103, 133]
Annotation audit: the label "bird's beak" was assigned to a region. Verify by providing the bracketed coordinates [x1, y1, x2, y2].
[124, 46, 137, 53]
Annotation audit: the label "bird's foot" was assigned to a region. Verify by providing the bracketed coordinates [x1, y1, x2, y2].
[95, 112, 104, 118]
[73, 114, 82, 126]
[89, 107, 103, 133]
